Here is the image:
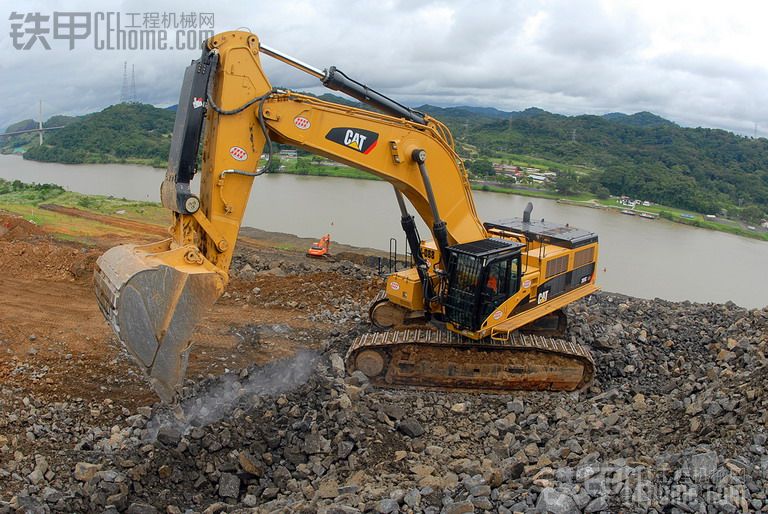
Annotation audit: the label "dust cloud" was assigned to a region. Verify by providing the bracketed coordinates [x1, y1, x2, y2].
[148, 350, 319, 438]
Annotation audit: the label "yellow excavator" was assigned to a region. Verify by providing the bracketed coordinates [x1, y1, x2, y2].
[94, 31, 600, 402]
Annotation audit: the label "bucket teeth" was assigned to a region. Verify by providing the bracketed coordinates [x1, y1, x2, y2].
[94, 244, 223, 402]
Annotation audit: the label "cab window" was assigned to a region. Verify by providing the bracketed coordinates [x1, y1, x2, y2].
[480, 256, 520, 320]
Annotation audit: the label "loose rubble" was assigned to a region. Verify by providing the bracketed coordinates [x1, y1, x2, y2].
[2, 251, 767, 512]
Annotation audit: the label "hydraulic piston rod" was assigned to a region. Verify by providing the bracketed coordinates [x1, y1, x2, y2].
[259, 43, 426, 124]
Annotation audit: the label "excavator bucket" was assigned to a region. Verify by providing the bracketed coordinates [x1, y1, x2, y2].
[93, 240, 224, 401]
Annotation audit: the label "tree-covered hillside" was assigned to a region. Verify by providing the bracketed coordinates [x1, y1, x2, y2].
[23, 103, 175, 167]
[420, 106, 768, 222]
[5, 119, 39, 133]
[6, 97, 768, 222]
[1, 114, 80, 154]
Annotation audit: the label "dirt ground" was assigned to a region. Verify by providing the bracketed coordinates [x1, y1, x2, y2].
[0, 211, 381, 410]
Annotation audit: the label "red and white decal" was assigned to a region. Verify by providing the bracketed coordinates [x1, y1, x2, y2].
[390, 281, 400, 291]
[492, 310, 503, 320]
[192, 97, 204, 109]
[523, 279, 531, 288]
[294, 116, 311, 130]
[229, 146, 248, 161]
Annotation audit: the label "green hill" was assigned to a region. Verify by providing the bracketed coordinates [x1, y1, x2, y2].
[1, 115, 81, 154]
[423, 106, 767, 221]
[23, 103, 175, 167]
[43, 115, 79, 128]
[7, 96, 768, 223]
[1, 119, 40, 153]
[5, 119, 39, 133]
[601, 111, 676, 128]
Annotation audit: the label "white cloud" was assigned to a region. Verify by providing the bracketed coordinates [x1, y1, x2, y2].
[1, 0, 767, 136]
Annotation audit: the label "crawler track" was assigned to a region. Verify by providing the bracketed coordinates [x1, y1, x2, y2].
[346, 328, 594, 392]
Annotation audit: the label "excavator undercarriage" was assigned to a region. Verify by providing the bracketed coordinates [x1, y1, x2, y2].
[359, 294, 593, 392]
[347, 328, 594, 392]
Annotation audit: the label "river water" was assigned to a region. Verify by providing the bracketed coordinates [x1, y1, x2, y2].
[1, 154, 766, 308]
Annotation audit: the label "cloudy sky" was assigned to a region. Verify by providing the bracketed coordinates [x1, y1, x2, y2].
[1, 0, 767, 136]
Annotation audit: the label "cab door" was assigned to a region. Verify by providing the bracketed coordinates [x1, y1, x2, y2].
[479, 256, 521, 322]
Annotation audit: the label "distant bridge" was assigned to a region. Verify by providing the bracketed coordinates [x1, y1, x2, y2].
[0, 126, 65, 138]
[1, 100, 65, 145]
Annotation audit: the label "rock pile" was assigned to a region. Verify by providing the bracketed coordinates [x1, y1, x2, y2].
[2, 292, 767, 513]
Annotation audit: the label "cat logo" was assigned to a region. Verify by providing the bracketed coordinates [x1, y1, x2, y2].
[325, 127, 379, 155]
[344, 130, 366, 150]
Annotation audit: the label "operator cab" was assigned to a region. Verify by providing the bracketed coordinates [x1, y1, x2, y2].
[443, 238, 524, 331]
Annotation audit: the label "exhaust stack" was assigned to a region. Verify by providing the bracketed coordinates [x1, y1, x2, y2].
[523, 202, 533, 224]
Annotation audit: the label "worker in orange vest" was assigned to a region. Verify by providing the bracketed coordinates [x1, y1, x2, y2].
[486, 274, 498, 294]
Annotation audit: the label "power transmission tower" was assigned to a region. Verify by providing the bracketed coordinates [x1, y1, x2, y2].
[120, 62, 129, 103]
[571, 128, 577, 143]
[131, 64, 137, 103]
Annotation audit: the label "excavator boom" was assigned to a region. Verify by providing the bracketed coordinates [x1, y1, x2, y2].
[94, 31, 598, 401]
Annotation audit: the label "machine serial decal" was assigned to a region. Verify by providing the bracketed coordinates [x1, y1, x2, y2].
[229, 146, 248, 161]
[325, 127, 379, 154]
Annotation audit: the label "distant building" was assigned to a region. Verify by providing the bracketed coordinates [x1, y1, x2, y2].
[492, 163, 520, 173]
[279, 149, 298, 159]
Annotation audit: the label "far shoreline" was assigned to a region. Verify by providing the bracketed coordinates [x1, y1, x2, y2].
[272, 166, 768, 243]
[4, 152, 768, 243]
